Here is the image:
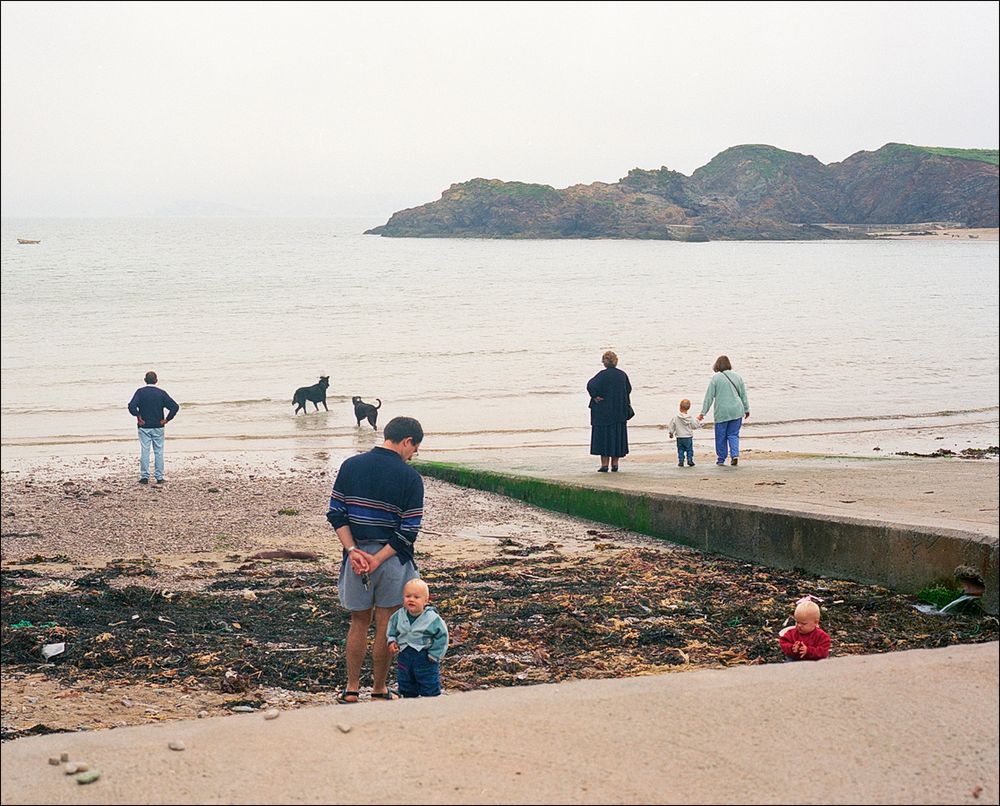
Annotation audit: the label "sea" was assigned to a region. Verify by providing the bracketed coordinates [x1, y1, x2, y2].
[2, 217, 998, 472]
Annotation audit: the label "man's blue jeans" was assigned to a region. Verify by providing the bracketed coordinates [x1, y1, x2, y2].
[714, 418, 742, 463]
[138, 427, 165, 481]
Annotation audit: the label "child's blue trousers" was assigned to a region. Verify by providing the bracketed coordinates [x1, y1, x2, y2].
[676, 436, 694, 465]
[397, 646, 441, 697]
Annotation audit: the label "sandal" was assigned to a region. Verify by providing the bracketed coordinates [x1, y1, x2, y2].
[370, 690, 399, 701]
[336, 689, 360, 704]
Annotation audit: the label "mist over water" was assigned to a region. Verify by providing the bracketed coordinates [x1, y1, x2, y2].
[2, 217, 997, 463]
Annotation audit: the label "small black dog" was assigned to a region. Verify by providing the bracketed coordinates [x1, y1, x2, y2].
[352, 396, 381, 429]
[293, 376, 330, 415]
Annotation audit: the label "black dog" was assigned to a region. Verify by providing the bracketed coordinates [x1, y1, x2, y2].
[352, 396, 381, 429]
[293, 376, 330, 414]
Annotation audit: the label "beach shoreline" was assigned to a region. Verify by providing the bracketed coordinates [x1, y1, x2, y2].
[866, 226, 999, 240]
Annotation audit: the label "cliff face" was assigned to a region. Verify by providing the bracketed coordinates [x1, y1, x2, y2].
[830, 144, 999, 227]
[370, 177, 704, 240]
[365, 144, 999, 239]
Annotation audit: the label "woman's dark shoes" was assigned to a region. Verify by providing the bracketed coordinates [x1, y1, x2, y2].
[731, 458, 738, 466]
[610, 465, 619, 472]
[597, 466, 609, 472]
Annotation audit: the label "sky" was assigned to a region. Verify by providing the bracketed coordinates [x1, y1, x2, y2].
[2, 0, 998, 218]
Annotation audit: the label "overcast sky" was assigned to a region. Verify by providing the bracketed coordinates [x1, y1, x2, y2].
[2, 0, 998, 218]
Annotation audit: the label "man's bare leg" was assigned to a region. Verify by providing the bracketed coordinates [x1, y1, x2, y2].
[371, 605, 396, 696]
[345, 608, 373, 700]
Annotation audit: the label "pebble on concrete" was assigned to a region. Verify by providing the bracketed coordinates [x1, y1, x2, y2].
[336, 723, 352, 734]
[263, 709, 280, 720]
[168, 740, 186, 751]
[76, 770, 101, 785]
[63, 762, 89, 775]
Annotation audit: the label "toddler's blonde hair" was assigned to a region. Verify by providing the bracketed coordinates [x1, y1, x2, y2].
[404, 578, 430, 597]
[679, 399, 691, 411]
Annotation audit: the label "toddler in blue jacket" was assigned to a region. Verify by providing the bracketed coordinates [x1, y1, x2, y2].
[387, 578, 449, 697]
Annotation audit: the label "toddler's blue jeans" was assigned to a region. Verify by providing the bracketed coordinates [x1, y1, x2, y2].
[397, 646, 441, 697]
[676, 437, 694, 465]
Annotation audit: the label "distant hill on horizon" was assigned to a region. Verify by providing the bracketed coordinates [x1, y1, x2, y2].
[365, 143, 999, 241]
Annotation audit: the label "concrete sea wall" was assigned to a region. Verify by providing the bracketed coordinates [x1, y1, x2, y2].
[417, 462, 999, 614]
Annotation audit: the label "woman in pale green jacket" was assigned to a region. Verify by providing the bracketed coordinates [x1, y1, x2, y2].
[697, 355, 750, 466]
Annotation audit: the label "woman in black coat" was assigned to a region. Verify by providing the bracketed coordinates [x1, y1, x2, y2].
[587, 350, 632, 472]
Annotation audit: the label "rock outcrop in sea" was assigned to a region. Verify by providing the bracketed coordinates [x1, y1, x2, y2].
[365, 143, 999, 240]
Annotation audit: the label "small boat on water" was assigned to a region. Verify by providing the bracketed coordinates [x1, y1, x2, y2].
[17, 238, 41, 244]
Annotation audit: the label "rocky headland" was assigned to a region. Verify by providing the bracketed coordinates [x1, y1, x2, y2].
[365, 143, 999, 240]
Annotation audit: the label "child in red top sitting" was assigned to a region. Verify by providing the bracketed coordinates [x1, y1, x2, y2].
[779, 598, 831, 661]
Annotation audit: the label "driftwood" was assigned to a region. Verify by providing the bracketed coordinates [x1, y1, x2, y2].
[248, 550, 319, 561]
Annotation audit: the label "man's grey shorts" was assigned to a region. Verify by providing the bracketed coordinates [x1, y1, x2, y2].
[338, 541, 418, 611]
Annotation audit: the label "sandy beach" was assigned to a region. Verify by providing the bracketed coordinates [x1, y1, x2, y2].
[2, 449, 997, 744]
[867, 226, 999, 240]
[1, 448, 998, 804]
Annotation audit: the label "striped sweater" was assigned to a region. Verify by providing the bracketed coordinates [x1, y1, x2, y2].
[326, 446, 424, 565]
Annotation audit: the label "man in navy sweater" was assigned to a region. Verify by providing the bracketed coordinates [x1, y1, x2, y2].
[327, 416, 424, 702]
[127, 371, 180, 484]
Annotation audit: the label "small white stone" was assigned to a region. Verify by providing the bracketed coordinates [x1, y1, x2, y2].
[168, 740, 185, 751]
[336, 723, 352, 734]
[263, 709, 280, 720]
[64, 762, 89, 774]
[197, 710, 208, 719]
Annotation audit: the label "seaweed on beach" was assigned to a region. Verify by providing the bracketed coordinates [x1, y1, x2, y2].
[1, 546, 996, 701]
[895, 446, 1000, 458]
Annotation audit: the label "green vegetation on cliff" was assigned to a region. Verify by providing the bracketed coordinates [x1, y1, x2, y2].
[913, 146, 999, 166]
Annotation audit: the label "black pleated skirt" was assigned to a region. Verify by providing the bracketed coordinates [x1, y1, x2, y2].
[590, 422, 629, 457]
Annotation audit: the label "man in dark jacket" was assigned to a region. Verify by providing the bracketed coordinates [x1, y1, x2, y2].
[127, 371, 180, 484]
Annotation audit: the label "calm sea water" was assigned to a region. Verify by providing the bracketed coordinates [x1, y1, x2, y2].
[2, 217, 997, 466]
